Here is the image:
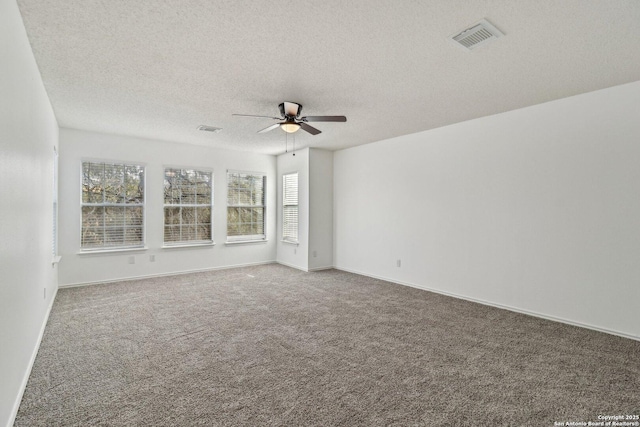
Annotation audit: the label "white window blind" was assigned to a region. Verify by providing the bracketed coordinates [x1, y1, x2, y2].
[282, 172, 298, 242]
[164, 168, 213, 244]
[52, 148, 58, 257]
[227, 171, 266, 241]
[81, 161, 145, 250]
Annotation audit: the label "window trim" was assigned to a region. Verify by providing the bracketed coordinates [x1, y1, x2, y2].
[162, 242, 215, 249]
[224, 239, 269, 246]
[163, 167, 214, 246]
[77, 246, 149, 255]
[226, 170, 267, 242]
[52, 147, 59, 263]
[282, 171, 299, 244]
[80, 159, 146, 252]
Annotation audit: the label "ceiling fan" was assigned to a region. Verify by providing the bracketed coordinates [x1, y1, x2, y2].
[233, 101, 346, 135]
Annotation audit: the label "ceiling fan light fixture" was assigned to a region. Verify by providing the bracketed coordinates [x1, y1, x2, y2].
[281, 122, 301, 133]
[234, 101, 346, 136]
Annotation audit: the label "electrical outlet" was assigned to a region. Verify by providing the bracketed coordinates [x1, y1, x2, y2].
[397, 259, 401, 268]
[294, 248, 297, 255]
[313, 250, 317, 258]
[128, 256, 135, 265]
[150, 255, 155, 262]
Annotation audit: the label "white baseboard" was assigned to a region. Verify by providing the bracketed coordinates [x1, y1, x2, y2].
[61, 261, 640, 340]
[276, 261, 309, 272]
[59, 260, 277, 288]
[308, 265, 333, 272]
[275, 262, 334, 272]
[334, 266, 639, 342]
[13, 262, 637, 427]
[7, 285, 58, 427]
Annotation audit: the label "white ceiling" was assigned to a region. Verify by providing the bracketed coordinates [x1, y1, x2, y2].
[17, 0, 640, 155]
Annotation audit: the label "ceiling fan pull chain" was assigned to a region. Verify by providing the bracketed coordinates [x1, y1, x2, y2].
[293, 133, 296, 156]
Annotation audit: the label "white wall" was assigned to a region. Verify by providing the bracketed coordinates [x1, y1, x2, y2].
[58, 128, 277, 286]
[0, 1, 59, 426]
[308, 149, 333, 270]
[334, 81, 640, 339]
[276, 148, 309, 271]
[276, 147, 334, 271]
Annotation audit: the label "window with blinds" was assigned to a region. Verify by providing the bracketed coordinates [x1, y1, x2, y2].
[52, 148, 58, 257]
[164, 168, 213, 245]
[282, 172, 298, 243]
[227, 171, 266, 241]
[81, 161, 145, 250]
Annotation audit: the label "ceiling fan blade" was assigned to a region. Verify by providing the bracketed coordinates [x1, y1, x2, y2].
[299, 122, 321, 135]
[301, 115, 347, 122]
[257, 123, 281, 133]
[233, 114, 281, 120]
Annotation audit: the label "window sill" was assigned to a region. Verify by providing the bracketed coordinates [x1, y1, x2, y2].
[225, 239, 268, 246]
[162, 242, 215, 249]
[77, 246, 148, 255]
[280, 240, 299, 246]
[51, 255, 62, 265]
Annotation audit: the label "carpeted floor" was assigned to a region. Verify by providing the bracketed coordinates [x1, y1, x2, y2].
[15, 264, 640, 426]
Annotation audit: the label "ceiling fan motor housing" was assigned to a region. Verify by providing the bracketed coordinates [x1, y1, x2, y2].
[279, 102, 302, 119]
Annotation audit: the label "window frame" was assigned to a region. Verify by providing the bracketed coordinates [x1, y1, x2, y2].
[52, 147, 60, 263]
[163, 167, 214, 247]
[226, 170, 267, 243]
[80, 159, 146, 252]
[282, 172, 299, 244]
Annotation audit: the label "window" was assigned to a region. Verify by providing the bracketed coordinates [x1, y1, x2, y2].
[81, 161, 145, 250]
[282, 172, 298, 243]
[52, 147, 59, 258]
[227, 171, 266, 241]
[164, 168, 213, 245]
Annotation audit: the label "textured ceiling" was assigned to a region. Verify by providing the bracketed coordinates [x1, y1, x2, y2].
[16, 0, 640, 155]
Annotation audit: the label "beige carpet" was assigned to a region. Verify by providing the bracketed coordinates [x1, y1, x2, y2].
[15, 264, 640, 426]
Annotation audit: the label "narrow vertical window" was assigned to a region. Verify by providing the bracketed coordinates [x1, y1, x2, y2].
[164, 168, 213, 245]
[81, 161, 145, 250]
[282, 172, 298, 243]
[227, 171, 266, 242]
[52, 147, 59, 258]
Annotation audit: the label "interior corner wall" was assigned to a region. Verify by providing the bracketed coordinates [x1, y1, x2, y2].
[0, 1, 60, 426]
[276, 147, 309, 271]
[334, 81, 640, 340]
[308, 148, 333, 270]
[58, 128, 277, 286]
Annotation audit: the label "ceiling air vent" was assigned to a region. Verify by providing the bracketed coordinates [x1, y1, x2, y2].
[197, 125, 222, 133]
[450, 19, 503, 51]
